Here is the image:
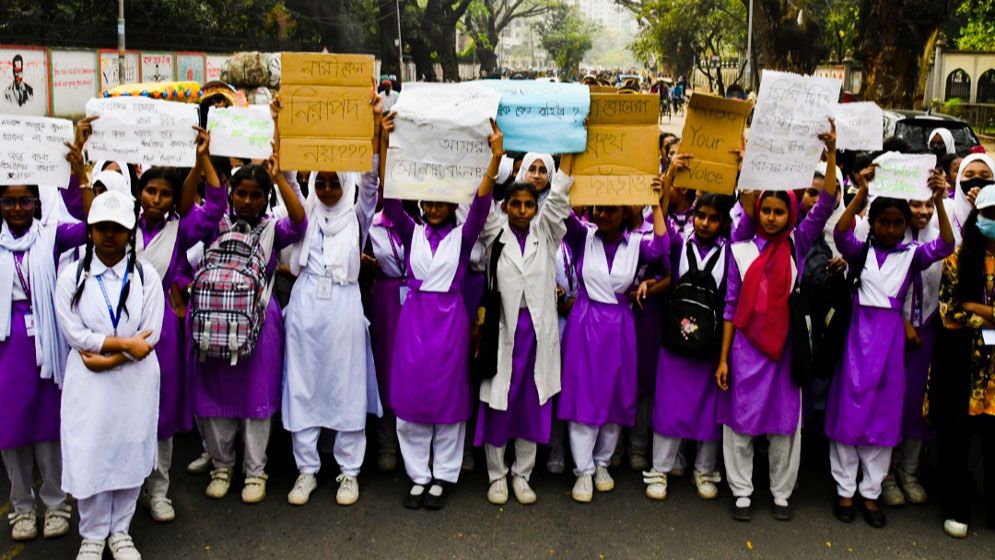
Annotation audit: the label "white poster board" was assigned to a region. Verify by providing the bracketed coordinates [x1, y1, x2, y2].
[207, 106, 274, 160]
[98, 50, 140, 90]
[0, 115, 73, 186]
[385, 83, 501, 203]
[85, 97, 199, 167]
[738, 71, 842, 191]
[870, 153, 936, 201]
[0, 47, 50, 116]
[834, 102, 883, 151]
[51, 50, 98, 118]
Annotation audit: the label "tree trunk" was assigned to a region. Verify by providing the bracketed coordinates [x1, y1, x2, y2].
[749, 0, 825, 74]
[409, 37, 438, 81]
[377, 0, 402, 78]
[476, 21, 500, 75]
[438, 26, 460, 81]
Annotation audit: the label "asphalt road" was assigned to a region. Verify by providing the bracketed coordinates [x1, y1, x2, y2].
[1, 422, 994, 560]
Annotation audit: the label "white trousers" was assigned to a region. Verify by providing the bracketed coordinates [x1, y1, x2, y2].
[829, 442, 892, 499]
[569, 422, 621, 476]
[396, 419, 465, 485]
[484, 440, 538, 483]
[723, 421, 802, 503]
[1, 441, 65, 514]
[78, 486, 141, 540]
[202, 416, 271, 477]
[143, 437, 173, 497]
[652, 434, 720, 474]
[292, 427, 366, 477]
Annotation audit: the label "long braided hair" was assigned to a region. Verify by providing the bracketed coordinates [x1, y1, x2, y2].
[71, 199, 142, 321]
[848, 197, 913, 289]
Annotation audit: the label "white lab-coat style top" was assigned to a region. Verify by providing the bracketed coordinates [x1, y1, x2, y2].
[55, 255, 163, 499]
[479, 171, 572, 411]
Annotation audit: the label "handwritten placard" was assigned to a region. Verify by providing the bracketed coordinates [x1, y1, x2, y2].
[572, 93, 660, 205]
[473, 80, 590, 153]
[207, 106, 274, 160]
[385, 83, 501, 204]
[84, 97, 199, 167]
[870, 152, 935, 200]
[0, 116, 73, 186]
[833, 101, 883, 151]
[675, 93, 752, 194]
[738, 71, 841, 191]
[279, 52, 374, 172]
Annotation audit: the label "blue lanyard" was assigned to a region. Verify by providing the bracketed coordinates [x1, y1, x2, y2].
[95, 266, 130, 334]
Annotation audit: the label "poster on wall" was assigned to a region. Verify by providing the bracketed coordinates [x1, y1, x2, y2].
[206, 55, 228, 83]
[176, 52, 206, 84]
[141, 52, 174, 83]
[50, 50, 98, 117]
[98, 49, 140, 90]
[0, 46, 50, 116]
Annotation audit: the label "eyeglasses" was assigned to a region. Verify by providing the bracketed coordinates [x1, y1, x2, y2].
[0, 196, 37, 210]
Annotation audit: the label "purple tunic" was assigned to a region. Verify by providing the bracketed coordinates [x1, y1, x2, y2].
[824, 231, 952, 447]
[0, 223, 86, 449]
[717, 189, 835, 436]
[557, 215, 667, 427]
[190, 214, 307, 419]
[139, 182, 226, 438]
[652, 233, 727, 442]
[386, 193, 492, 425]
[463, 270, 486, 324]
[903, 315, 937, 440]
[633, 219, 663, 396]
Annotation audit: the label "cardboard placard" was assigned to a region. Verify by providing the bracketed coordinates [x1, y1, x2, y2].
[0, 115, 73, 185]
[278, 52, 374, 172]
[572, 93, 659, 205]
[674, 93, 752, 194]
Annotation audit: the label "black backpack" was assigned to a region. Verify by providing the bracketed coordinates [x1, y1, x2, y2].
[471, 231, 505, 383]
[660, 242, 724, 358]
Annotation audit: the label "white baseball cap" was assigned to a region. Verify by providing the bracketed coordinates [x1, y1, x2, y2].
[977, 185, 995, 211]
[88, 190, 136, 229]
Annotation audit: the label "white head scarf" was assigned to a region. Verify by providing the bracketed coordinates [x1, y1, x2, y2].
[928, 128, 956, 155]
[816, 161, 843, 186]
[514, 152, 556, 187]
[953, 153, 995, 230]
[289, 171, 361, 283]
[91, 170, 131, 195]
[93, 161, 132, 190]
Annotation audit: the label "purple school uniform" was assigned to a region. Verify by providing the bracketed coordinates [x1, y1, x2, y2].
[651, 232, 727, 442]
[189, 215, 307, 419]
[633, 219, 663, 396]
[557, 215, 667, 427]
[902, 228, 941, 440]
[824, 230, 952, 447]
[717, 189, 835, 436]
[0, 223, 85, 449]
[139, 182, 226, 438]
[369, 215, 405, 411]
[475, 229, 553, 447]
[385, 192, 492, 425]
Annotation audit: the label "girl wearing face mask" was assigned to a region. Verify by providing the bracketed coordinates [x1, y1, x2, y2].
[828, 173, 953, 529]
[282, 123, 383, 508]
[928, 128, 956, 159]
[948, 154, 995, 233]
[931, 183, 995, 539]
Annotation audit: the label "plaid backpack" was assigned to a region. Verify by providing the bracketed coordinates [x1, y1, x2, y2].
[189, 216, 274, 366]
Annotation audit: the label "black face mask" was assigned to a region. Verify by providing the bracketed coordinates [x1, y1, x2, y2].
[961, 177, 995, 195]
[930, 145, 947, 158]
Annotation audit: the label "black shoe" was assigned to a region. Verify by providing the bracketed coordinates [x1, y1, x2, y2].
[403, 484, 426, 509]
[834, 498, 855, 523]
[860, 498, 886, 528]
[731, 503, 753, 522]
[771, 500, 793, 521]
[424, 481, 451, 510]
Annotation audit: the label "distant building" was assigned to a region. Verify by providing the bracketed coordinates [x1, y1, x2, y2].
[924, 44, 995, 105]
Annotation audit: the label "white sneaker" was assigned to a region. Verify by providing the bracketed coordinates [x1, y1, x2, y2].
[288, 473, 318, 506]
[881, 474, 905, 507]
[107, 533, 142, 560]
[8, 510, 37, 541]
[594, 466, 615, 492]
[43, 506, 71, 538]
[571, 474, 593, 503]
[186, 451, 212, 474]
[241, 474, 268, 504]
[205, 468, 232, 499]
[642, 470, 667, 501]
[944, 519, 968, 538]
[693, 470, 721, 500]
[487, 477, 509, 505]
[896, 469, 928, 504]
[546, 447, 565, 474]
[147, 494, 175, 523]
[511, 476, 537, 505]
[76, 538, 105, 560]
[335, 474, 359, 506]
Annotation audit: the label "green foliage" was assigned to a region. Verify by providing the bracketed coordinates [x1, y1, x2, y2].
[815, 0, 859, 61]
[629, 0, 745, 77]
[943, 97, 963, 117]
[540, 5, 596, 77]
[954, 0, 995, 50]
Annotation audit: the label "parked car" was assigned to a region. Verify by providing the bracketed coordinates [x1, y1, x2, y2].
[882, 110, 985, 156]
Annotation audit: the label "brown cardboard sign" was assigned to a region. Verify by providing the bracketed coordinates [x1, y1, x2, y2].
[572, 93, 660, 205]
[674, 93, 751, 194]
[278, 52, 374, 171]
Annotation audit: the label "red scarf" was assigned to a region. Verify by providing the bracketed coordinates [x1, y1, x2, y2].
[733, 191, 798, 361]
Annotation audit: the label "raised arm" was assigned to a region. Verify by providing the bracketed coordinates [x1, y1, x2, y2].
[356, 154, 381, 236]
[913, 171, 956, 268]
[538, 164, 574, 242]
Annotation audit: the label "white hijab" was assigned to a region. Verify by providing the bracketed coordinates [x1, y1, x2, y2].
[953, 153, 995, 231]
[928, 128, 956, 155]
[289, 171, 361, 283]
[92, 170, 131, 195]
[92, 161, 132, 190]
[514, 152, 556, 185]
